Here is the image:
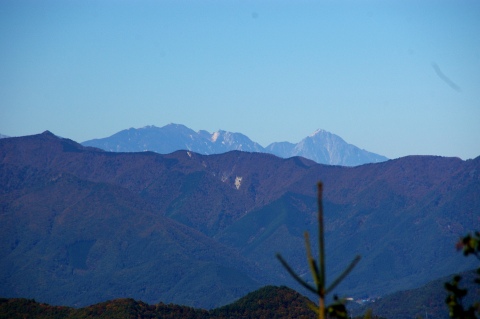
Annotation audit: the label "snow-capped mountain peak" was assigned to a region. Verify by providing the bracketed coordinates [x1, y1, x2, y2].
[82, 124, 388, 166]
[309, 128, 327, 137]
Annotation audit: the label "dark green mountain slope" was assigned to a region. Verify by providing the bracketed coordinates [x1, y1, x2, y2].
[1, 132, 479, 308]
[0, 162, 264, 308]
[351, 269, 480, 319]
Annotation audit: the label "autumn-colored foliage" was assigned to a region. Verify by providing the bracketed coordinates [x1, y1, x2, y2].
[0, 286, 315, 319]
[445, 231, 480, 319]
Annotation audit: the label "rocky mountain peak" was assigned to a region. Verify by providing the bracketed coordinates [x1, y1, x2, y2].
[82, 124, 388, 166]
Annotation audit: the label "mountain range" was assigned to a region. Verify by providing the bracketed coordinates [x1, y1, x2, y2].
[1, 131, 478, 310]
[81, 124, 388, 166]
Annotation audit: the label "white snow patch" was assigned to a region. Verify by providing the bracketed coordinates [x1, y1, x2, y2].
[211, 131, 220, 142]
[187, 151, 192, 158]
[235, 176, 243, 190]
[310, 129, 326, 137]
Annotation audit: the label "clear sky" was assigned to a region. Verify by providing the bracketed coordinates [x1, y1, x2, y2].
[1, 0, 479, 160]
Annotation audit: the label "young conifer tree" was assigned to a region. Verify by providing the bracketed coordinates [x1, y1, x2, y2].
[276, 182, 361, 319]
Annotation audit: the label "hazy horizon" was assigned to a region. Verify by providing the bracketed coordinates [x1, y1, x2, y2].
[1, 0, 479, 160]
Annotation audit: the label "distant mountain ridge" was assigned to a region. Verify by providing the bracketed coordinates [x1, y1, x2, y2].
[266, 129, 386, 166]
[81, 124, 388, 166]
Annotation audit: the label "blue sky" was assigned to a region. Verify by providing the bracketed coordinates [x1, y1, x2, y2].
[1, 0, 479, 160]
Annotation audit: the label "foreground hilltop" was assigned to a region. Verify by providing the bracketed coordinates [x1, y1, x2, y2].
[0, 286, 316, 319]
[3, 271, 478, 319]
[0, 131, 478, 308]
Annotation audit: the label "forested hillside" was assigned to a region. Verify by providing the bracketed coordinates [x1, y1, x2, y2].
[0, 286, 315, 319]
[1, 132, 478, 308]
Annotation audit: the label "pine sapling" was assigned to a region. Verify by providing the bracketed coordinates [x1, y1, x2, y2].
[276, 182, 361, 319]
